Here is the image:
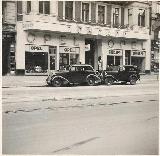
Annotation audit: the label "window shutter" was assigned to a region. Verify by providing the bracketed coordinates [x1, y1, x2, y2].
[75, 1, 81, 22]
[106, 5, 112, 26]
[91, 2, 96, 23]
[58, 1, 63, 20]
[121, 7, 124, 26]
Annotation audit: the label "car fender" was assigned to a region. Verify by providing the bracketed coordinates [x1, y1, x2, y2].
[51, 76, 70, 85]
[129, 74, 138, 80]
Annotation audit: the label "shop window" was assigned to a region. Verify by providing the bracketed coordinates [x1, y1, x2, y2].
[113, 8, 120, 27]
[98, 5, 105, 24]
[25, 52, 48, 73]
[128, 8, 133, 26]
[82, 3, 89, 22]
[39, 1, 50, 14]
[27, 1, 31, 13]
[138, 9, 145, 27]
[59, 47, 79, 70]
[65, 1, 73, 20]
[107, 56, 114, 66]
[115, 56, 121, 66]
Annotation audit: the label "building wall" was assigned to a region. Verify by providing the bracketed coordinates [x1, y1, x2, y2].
[3, 1, 152, 74]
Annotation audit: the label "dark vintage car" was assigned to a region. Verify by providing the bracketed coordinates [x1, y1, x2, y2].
[46, 64, 101, 87]
[104, 65, 140, 85]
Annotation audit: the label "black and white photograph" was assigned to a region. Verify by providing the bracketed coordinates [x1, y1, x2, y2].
[2, 0, 159, 155]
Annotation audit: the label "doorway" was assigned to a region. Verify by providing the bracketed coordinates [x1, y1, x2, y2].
[85, 39, 96, 68]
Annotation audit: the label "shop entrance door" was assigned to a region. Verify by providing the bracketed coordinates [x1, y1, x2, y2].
[85, 39, 95, 68]
[49, 46, 57, 71]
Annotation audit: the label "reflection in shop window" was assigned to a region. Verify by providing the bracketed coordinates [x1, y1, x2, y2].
[25, 52, 48, 73]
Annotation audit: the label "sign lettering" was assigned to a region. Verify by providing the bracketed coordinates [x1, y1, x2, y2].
[60, 46, 80, 53]
[108, 50, 122, 56]
[131, 51, 146, 57]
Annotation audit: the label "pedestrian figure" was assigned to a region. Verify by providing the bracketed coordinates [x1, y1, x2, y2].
[98, 56, 102, 71]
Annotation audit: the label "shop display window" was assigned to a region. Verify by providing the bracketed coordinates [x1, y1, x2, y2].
[25, 52, 48, 73]
[59, 53, 79, 70]
[107, 56, 114, 66]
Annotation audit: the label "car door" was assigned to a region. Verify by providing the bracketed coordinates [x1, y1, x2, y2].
[69, 66, 82, 84]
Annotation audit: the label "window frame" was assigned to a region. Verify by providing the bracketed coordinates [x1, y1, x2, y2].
[113, 7, 120, 27]
[64, 1, 73, 20]
[138, 8, 145, 27]
[128, 8, 133, 26]
[96, 3, 107, 24]
[39, 1, 50, 15]
[98, 5, 106, 24]
[81, 2, 90, 23]
[26, 1, 31, 14]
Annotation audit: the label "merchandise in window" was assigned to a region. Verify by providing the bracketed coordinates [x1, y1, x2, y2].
[25, 52, 48, 73]
[27, 1, 31, 13]
[39, 1, 50, 14]
[82, 3, 89, 22]
[113, 8, 119, 27]
[98, 5, 105, 24]
[138, 9, 145, 27]
[65, 1, 73, 20]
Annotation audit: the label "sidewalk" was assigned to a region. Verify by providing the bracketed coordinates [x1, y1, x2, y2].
[2, 73, 159, 88]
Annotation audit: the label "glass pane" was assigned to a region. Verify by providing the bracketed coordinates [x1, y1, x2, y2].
[50, 55, 56, 70]
[27, 1, 31, 13]
[25, 52, 48, 73]
[44, 1, 50, 14]
[39, 1, 43, 13]
[17, 1, 22, 14]
[59, 53, 69, 70]
[70, 54, 79, 65]
[65, 1, 73, 20]
[107, 56, 114, 66]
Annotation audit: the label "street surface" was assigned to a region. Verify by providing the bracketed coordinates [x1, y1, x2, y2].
[2, 74, 159, 154]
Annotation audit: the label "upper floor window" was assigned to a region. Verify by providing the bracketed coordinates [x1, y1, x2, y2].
[27, 1, 31, 13]
[138, 9, 145, 27]
[39, 1, 50, 14]
[98, 5, 105, 24]
[113, 8, 119, 27]
[128, 8, 133, 25]
[65, 1, 73, 20]
[17, 1, 22, 14]
[82, 3, 89, 22]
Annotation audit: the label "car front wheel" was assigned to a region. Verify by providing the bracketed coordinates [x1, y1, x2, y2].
[130, 76, 137, 85]
[87, 77, 96, 86]
[52, 78, 62, 87]
[105, 77, 114, 85]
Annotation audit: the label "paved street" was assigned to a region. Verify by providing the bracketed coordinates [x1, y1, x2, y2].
[2, 74, 159, 154]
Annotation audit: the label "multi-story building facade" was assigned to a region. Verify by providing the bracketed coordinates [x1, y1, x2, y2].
[150, 1, 160, 71]
[2, 1, 151, 75]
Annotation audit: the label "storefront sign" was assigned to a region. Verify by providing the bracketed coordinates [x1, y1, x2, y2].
[108, 49, 123, 56]
[131, 50, 146, 57]
[25, 45, 48, 52]
[59, 46, 80, 53]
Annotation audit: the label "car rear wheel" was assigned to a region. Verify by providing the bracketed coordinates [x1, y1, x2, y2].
[52, 78, 62, 87]
[130, 77, 137, 85]
[87, 77, 96, 86]
[105, 77, 114, 85]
